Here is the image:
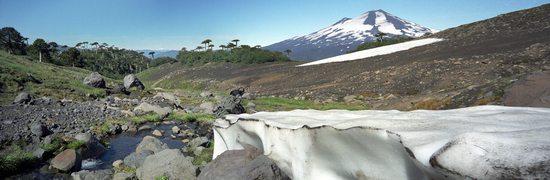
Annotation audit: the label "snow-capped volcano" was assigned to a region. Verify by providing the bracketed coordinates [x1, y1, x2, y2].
[264, 9, 436, 61]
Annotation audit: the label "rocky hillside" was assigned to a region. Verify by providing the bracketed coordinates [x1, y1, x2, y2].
[0, 51, 115, 105]
[141, 4, 550, 110]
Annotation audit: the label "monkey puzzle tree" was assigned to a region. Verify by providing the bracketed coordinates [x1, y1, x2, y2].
[284, 49, 292, 56]
[30, 38, 50, 62]
[231, 39, 240, 46]
[201, 39, 212, 51]
[0, 27, 27, 54]
[148, 51, 155, 60]
[60, 47, 80, 67]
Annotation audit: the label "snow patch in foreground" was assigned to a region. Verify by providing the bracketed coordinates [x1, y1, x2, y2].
[298, 38, 444, 66]
[213, 106, 550, 179]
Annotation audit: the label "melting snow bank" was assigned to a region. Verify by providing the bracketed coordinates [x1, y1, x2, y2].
[213, 105, 550, 179]
[298, 38, 444, 67]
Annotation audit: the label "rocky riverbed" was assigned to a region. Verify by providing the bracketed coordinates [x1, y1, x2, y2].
[0, 74, 283, 179]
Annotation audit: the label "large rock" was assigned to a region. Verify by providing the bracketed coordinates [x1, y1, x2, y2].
[71, 169, 113, 180]
[112, 83, 128, 94]
[133, 102, 172, 118]
[214, 96, 246, 117]
[123, 74, 144, 90]
[32, 147, 47, 160]
[198, 145, 290, 180]
[113, 172, 136, 180]
[135, 136, 168, 154]
[50, 149, 82, 172]
[199, 102, 215, 114]
[154, 92, 181, 107]
[136, 149, 197, 180]
[13, 92, 32, 104]
[83, 72, 106, 88]
[123, 150, 154, 168]
[30, 122, 47, 137]
[75, 133, 107, 159]
[200, 91, 213, 98]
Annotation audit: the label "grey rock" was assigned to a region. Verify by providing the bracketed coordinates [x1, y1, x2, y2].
[214, 96, 246, 118]
[14, 92, 32, 104]
[123, 150, 154, 168]
[109, 124, 122, 135]
[32, 147, 47, 160]
[30, 122, 47, 137]
[152, 129, 162, 137]
[241, 92, 256, 100]
[71, 169, 113, 180]
[246, 102, 256, 111]
[121, 124, 129, 131]
[113, 172, 136, 180]
[172, 126, 181, 134]
[137, 124, 153, 132]
[123, 74, 144, 90]
[74, 133, 92, 144]
[135, 136, 169, 154]
[153, 92, 181, 107]
[200, 91, 213, 98]
[83, 72, 106, 88]
[188, 136, 209, 151]
[112, 83, 128, 94]
[75, 133, 107, 159]
[198, 145, 290, 180]
[199, 102, 215, 114]
[112, 159, 124, 168]
[343, 95, 357, 102]
[50, 149, 82, 172]
[194, 146, 205, 156]
[136, 149, 197, 180]
[133, 102, 172, 119]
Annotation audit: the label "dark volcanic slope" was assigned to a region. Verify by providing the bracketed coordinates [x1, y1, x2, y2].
[147, 4, 550, 110]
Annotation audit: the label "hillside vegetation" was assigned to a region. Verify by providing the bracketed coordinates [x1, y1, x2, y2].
[177, 39, 290, 64]
[348, 36, 414, 53]
[0, 51, 115, 104]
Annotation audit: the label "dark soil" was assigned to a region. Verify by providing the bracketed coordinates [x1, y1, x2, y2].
[145, 4, 550, 110]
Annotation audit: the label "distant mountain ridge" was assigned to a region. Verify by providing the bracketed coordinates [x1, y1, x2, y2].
[138, 50, 178, 59]
[264, 9, 436, 61]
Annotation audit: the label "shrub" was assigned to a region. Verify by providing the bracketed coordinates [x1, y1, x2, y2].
[0, 145, 39, 178]
[67, 140, 86, 149]
[348, 37, 414, 53]
[177, 46, 290, 65]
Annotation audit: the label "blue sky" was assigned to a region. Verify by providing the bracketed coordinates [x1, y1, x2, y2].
[1, 0, 548, 50]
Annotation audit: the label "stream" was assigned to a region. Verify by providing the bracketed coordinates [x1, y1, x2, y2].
[82, 123, 185, 170]
[7, 123, 190, 179]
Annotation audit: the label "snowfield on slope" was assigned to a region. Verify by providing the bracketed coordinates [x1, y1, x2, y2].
[298, 38, 444, 66]
[213, 105, 550, 179]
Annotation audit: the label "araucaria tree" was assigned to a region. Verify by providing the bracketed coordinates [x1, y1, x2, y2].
[31, 38, 50, 62]
[284, 49, 292, 56]
[148, 51, 155, 60]
[0, 27, 27, 55]
[232, 39, 240, 46]
[201, 39, 212, 51]
[61, 47, 81, 67]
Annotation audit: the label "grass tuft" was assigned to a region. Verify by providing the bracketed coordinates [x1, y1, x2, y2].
[66, 140, 86, 149]
[246, 97, 368, 111]
[167, 112, 215, 122]
[192, 143, 214, 165]
[0, 145, 39, 177]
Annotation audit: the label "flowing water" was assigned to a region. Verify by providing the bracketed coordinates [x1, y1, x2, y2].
[7, 122, 188, 179]
[82, 123, 185, 170]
